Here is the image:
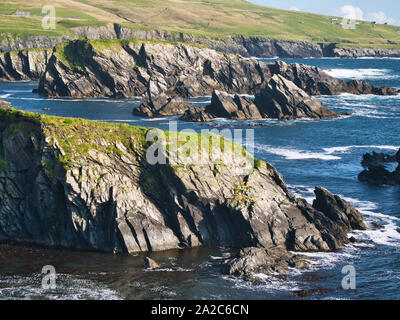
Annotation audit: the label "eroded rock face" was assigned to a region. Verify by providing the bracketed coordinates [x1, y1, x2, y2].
[254, 75, 340, 120]
[0, 108, 366, 256]
[0, 49, 51, 81]
[358, 149, 400, 185]
[38, 40, 270, 98]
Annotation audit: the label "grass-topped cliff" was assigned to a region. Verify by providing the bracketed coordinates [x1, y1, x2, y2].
[0, 107, 253, 172]
[0, 105, 367, 256]
[2, 0, 400, 48]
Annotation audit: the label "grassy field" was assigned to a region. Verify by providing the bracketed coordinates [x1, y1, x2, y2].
[1, 0, 400, 47]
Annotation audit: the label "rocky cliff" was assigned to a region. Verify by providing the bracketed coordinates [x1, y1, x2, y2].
[1, 24, 400, 58]
[0, 49, 51, 81]
[37, 40, 396, 101]
[0, 107, 365, 255]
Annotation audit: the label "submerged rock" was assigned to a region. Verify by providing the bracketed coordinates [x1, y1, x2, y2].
[254, 75, 341, 120]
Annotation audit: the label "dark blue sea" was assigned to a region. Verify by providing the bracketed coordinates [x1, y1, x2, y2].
[0, 58, 399, 300]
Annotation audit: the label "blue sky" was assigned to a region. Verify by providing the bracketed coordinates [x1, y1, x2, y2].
[249, 1, 400, 25]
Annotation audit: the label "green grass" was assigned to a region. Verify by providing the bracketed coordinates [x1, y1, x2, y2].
[1, 0, 400, 48]
[0, 108, 254, 172]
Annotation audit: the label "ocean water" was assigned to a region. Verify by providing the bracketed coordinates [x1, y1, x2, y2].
[1, 58, 400, 300]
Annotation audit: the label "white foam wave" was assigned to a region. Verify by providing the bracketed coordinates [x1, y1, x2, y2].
[144, 267, 193, 272]
[324, 68, 395, 80]
[323, 145, 400, 154]
[0, 273, 121, 300]
[221, 274, 302, 292]
[0, 94, 11, 99]
[255, 145, 341, 160]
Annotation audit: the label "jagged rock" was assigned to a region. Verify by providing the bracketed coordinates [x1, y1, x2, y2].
[312, 187, 367, 232]
[134, 91, 194, 117]
[358, 149, 400, 185]
[346, 80, 398, 96]
[254, 75, 340, 120]
[359, 166, 400, 185]
[144, 257, 161, 269]
[361, 151, 396, 168]
[221, 247, 308, 277]
[206, 91, 262, 120]
[180, 90, 262, 122]
[270, 60, 398, 96]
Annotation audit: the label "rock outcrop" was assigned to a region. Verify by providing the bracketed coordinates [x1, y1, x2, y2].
[271, 60, 398, 96]
[36, 40, 397, 100]
[181, 77, 341, 122]
[221, 247, 308, 278]
[253, 75, 340, 120]
[222, 187, 366, 277]
[0, 49, 51, 81]
[0, 107, 366, 257]
[180, 91, 262, 122]
[358, 149, 400, 185]
[133, 89, 194, 117]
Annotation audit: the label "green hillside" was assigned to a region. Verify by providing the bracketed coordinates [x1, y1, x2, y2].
[1, 0, 400, 48]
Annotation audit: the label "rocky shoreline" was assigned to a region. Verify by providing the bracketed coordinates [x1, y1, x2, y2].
[1, 24, 400, 59]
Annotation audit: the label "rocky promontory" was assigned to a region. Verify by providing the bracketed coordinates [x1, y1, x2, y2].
[0, 107, 366, 265]
[36, 40, 397, 102]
